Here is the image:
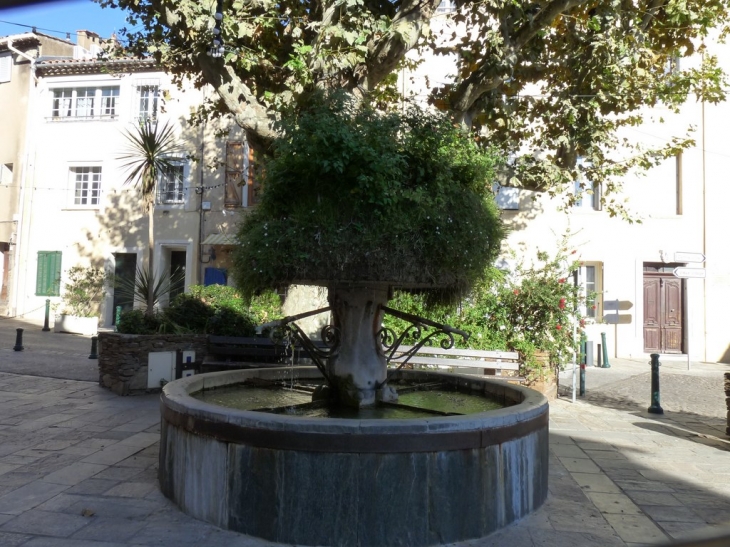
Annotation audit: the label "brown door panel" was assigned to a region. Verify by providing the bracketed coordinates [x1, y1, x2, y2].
[644, 328, 661, 353]
[643, 273, 683, 353]
[663, 327, 682, 353]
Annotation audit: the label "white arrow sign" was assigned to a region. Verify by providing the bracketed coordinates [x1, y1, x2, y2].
[674, 251, 706, 263]
[673, 267, 706, 279]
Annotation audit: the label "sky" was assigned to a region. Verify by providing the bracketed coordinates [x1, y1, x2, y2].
[0, 0, 129, 42]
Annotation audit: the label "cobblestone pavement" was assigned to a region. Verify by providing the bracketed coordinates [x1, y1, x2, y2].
[0, 317, 729, 546]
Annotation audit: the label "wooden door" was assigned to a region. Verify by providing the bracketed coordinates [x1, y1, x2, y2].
[643, 274, 683, 353]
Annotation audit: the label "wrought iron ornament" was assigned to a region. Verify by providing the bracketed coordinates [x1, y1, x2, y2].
[378, 305, 469, 372]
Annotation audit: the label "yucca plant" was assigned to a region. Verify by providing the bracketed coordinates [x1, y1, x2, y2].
[113, 264, 186, 313]
[118, 120, 183, 316]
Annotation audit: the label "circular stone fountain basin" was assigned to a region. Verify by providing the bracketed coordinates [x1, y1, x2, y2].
[159, 366, 549, 547]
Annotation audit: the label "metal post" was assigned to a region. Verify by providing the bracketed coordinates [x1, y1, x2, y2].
[597, 344, 602, 367]
[13, 328, 24, 351]
[115, 306, 122, 331]
[579, 333, 586, 396]
[648, 353, 664, 414]
[88, 336, 98, 359]
[42, 299, 51, 332]
[601, 332, 610, 368]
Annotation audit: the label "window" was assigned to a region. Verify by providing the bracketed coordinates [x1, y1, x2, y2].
[36, 251, 62, 296]
[225, 141, 259, 207]
[157, 161, 185, 205]
[574, 179, 601, 210]
[573, 158, 601, 211]
[70, 166, 102, 207]
[437, 0, 456, 13]
[575, 262, 603, 320]
[101, 87, 120, 117]
[136, 82, 160, 121]
[225, 142, 244, 208]
[0, 53, 11, 83]
[50, 86, 120, 120]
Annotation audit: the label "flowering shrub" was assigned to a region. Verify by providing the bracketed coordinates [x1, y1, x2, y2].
[384, 237, 590, 381]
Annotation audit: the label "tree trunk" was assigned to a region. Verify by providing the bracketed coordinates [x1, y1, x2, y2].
[327, 285, 398, 408]
[146, 207, 155, 317]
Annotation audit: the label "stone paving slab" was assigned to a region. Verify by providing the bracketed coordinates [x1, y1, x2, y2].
[1, 319, 730, 546]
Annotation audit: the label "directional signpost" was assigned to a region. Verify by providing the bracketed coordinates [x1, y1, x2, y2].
[673, 252, 707, 370]
[673, 267, 706, 279]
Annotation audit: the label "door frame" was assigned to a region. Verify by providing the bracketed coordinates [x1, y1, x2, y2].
[104, 247, 144, 327]
[154, 240, 194, 308]
[642, 263, 686, 354]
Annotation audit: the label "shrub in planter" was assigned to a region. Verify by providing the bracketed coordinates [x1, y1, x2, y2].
[117, 309, 164, 335]
[206, 307, 256, 337]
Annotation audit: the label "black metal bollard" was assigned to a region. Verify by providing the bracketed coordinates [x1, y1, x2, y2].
[115, 306, 122, 332]
[88, 336, 98, 360]
[13, 328, 24, 351]
[579, 363, 586, 397]
[648, 353, 664, 414]
[42, 299, 51, 332]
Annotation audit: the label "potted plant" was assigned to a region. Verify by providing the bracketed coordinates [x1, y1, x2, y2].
[54, 266, 107, 335]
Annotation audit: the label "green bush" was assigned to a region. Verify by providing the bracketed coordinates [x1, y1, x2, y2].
[382, 234, 589, 381]
[116, 309, 164, 334]
[116, 284, 284, 335]
[163, 294, 214, 333]
[206, 307, 256, 336]
[232, 93, 504, 298]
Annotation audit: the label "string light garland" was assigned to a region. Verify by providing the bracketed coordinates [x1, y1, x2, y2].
[207, 0, 225, 58]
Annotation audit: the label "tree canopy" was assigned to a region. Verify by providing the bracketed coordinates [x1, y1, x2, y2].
[231, 94, 504, 296]
[100, 0, 730, 216]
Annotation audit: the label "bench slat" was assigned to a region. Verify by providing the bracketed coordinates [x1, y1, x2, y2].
[395, 345, 520, 360]
[400, 356, 520, 370]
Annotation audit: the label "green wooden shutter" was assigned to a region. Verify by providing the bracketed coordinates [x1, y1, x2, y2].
[36, 251, 62, 296]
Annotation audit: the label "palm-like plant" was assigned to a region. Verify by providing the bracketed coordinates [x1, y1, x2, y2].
[119, 120, 183, 316]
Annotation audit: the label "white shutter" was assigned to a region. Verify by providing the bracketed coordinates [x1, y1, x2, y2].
[0, 54, 12, 83]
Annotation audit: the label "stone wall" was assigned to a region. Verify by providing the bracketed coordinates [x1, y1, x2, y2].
[98, 333, 207, 395]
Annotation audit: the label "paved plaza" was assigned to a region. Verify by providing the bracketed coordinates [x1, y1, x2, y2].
[0, 316, 729, 546]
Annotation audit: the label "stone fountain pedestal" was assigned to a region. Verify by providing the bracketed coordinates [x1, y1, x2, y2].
[159, 367, 549, 546]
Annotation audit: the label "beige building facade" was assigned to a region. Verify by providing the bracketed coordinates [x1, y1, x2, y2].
[8, 31, 256, 327]
[0, 31, 75, 316]
[398, 15, 730, 364]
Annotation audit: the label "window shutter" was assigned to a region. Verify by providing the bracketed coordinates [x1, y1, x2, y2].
[247, 146, 263, 206]
[0, 54, 11, 83]
[36, 251, 62, 296]
[225, 142, 244, 208]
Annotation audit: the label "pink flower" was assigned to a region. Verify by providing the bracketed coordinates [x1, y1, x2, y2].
[556, 324, 562, 330]
[559, 298, 566, 309]
[513, 289, 520, 295]
[558, 278, 566, 284]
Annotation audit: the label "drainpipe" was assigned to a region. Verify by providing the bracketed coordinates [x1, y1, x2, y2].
[6, 40, 37, 317]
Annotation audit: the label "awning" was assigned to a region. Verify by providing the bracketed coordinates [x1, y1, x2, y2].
[202, 233, 236, 245]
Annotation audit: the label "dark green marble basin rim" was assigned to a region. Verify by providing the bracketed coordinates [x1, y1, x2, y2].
[161, 367, 549, 454]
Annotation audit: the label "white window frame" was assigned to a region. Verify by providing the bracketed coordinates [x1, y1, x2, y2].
[156, 159, 188, 207]
[0, 53, 12, 83]
[50, 85, 120, 121]
[573, 158, 601, 211]
[68, 165, 103, 208]
[576, 262, 603, 321]
[135, 80, 161, 122]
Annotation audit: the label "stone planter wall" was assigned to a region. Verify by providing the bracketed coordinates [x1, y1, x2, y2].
[98, 333, 208, 395]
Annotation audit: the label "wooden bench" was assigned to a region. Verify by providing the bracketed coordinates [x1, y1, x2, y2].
[387, 345, 525, 382]
[201, 336, 293, 372]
